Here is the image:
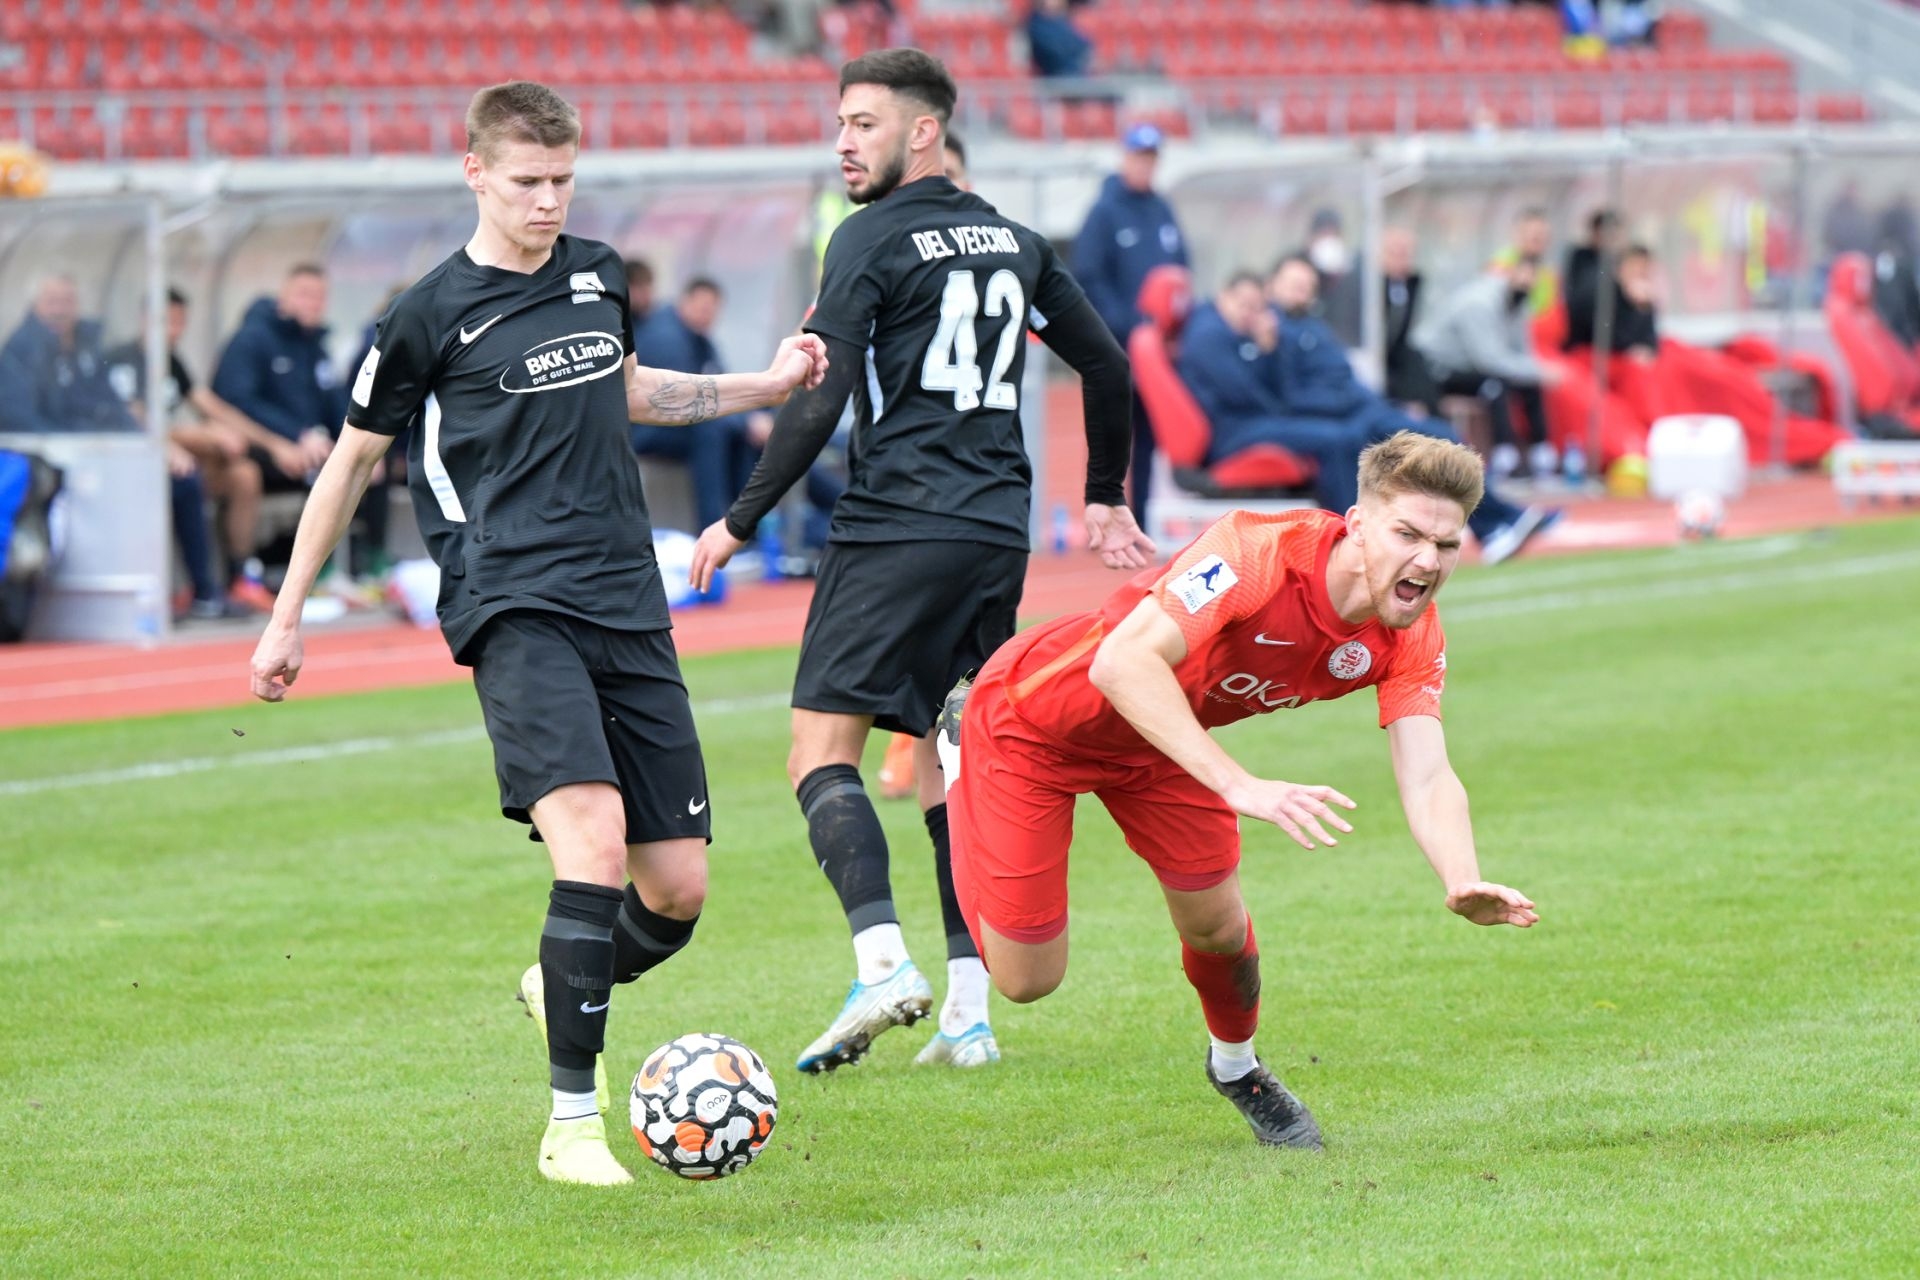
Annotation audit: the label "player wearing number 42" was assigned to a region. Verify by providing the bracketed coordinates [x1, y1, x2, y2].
[691, 48, 1155, 1076]
[941, 433, 1539, 1150]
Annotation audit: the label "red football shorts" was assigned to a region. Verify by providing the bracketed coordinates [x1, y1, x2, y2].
[948, 673, 1242, 950]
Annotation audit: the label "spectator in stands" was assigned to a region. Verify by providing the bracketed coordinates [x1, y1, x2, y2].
[625, 257, 657, 344]
[1177, 272, 1365, 505]
[211, 262, 346, 494]
[1295, 207, 1364, 347]
[1609, 243, 1661, 355]
[1420, 254, 1566, 479]
[942, 131, 969, 189]
[1878, 192, 1920, 265]
[1074, 121, 1188, 522]
[1493, 206, 1561, 316]
[1380, 226, 1441, 413]
[1871, 230, 1920, 347]
[1821, 181, 1876, 260]
[0, 275, 137, 433]
[1562, 207, 1624, 352]
[630, 277, 771, 532]
[1182, 264, 1559, 560]
[1026, 0, 1093, 78]
[105, 287, 276, 616]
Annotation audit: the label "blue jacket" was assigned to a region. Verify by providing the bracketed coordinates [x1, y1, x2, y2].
[1073, 174, 1189, 341]
[1266, 308, 1370, 420]
[1177, 302, 1289, 428]
[1028, 12, 1093, 77]
[0, 312, 138, 433]
[211, 298, 347, 442]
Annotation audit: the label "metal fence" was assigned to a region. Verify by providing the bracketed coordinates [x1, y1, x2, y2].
[4, 125, 1918, 639]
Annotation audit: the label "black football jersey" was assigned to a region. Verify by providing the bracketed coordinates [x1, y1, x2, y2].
[345, 235, 667, 661]
[805, 176, 1088, 549]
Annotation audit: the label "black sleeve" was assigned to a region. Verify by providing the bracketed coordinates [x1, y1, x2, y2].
[722, 333, 863, 540]
[1033, 294, 1131, 507]
[346, 289, 439, 436]
[804, 216, 886, 350]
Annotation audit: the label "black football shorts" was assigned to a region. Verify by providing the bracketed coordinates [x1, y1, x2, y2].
[792, 539, 1027, 737]
[468, 609, 711, 844]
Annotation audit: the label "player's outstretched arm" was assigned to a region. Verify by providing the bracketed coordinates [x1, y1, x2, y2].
[1090, 597, 1356, 850]
[1387, 715, 1538, 927]
[687, 333, 863, 592]
[625, 336, 827, 426]
[248, 424, 393, 703]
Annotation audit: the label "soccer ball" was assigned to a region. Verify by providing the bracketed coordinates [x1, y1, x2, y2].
[1675, 489, 1726, 539]
[630, 1033, 777, 1179]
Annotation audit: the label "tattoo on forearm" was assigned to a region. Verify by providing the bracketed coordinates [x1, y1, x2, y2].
[648, 375, 721, 424]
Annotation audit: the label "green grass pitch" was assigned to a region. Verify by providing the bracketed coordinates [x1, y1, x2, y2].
[3, 518, 1917, 1277]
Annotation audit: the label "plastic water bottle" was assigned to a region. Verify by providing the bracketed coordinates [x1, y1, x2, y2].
[1050, 503, 1070, 555]
[1562, 442, 1588, 486]
[132, 584, 162, 649]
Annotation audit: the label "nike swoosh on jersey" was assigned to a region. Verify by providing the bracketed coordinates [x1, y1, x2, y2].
[459, 314, 504, 344]
[1253, 634, 1296, 645]
[688, 797, 707, 815]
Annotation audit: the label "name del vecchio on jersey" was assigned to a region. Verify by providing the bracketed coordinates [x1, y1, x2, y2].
[503, 330, 626, 394]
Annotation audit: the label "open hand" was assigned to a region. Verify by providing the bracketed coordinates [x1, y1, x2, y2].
[249, 620, 303, 703]
[1221, 777, 1357, 851]
[689, 519, 747, 593]
[1445, 881, 1538, 927]
[1084, 503, 1157, 570]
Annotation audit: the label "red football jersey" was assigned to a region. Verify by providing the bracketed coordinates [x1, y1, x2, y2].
[990, 509, 1447, 764]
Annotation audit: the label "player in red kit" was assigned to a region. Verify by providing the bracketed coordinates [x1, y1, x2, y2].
[941, 432, 1538, 1148]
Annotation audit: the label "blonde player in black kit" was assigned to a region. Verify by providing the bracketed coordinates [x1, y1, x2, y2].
[690, 49, 1155, 1075]
[247, 82, 827, 1187]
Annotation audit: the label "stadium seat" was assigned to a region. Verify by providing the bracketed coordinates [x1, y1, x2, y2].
[1824, 251, 1920, 422]
[1127, 265, 1315, 549]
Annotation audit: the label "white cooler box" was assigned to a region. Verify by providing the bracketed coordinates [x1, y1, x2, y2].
[1647, 415, 1746, 500]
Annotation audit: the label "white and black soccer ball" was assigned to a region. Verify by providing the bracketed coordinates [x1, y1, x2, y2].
[630, 1033, 777, 1179]
[1675, 488, 1726, 539]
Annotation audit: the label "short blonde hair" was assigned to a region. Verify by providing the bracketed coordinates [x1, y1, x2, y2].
[466, 81, 580, 163]
[1357, 431, 1485, 515]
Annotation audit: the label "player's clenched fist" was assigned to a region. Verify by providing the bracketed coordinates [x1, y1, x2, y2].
[249, 621, 303, 703]
[1221, 777, 1357, 851]
[767, 334, 829, 397]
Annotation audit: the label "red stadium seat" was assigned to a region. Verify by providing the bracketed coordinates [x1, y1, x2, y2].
[1129, 265, 1316, 493]
[1824, 252, 1920, 419]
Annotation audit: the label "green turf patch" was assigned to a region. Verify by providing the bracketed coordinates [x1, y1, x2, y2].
[3, 519, 1917, 1276]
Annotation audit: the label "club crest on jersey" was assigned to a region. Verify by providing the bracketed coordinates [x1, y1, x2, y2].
[1171, 555, 1237, 614]
[1328, 640, 1373, 680]
[569, 271, 606, 304]
[500, 330, 625, 394]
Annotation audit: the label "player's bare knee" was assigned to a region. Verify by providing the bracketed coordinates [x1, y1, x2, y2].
[1181, 915, 1249, 954]
[642, 865, 707, 919]
[992, 967, 1062, 1004]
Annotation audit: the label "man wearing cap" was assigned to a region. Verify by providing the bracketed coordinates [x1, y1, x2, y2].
[1073, 122, 1189, 524]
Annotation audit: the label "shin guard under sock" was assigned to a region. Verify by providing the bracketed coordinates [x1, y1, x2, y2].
[1181, 915, 1261, 1045]
[539, 880, 622, 1093]
[797, 763, 896, 934]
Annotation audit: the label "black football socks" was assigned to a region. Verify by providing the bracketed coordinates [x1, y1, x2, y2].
[797, 763, 897, 935]
[612, 883, 699, 984]
[924, 802, 979, 962]
[539, 880, 621, 1094]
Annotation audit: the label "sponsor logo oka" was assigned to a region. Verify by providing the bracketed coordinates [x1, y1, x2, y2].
[499, 330, 624, 394]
